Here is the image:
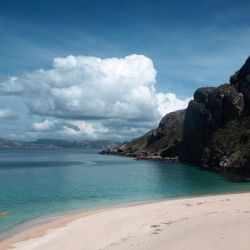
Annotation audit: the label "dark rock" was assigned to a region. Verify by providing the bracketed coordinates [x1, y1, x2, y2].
[203, 117, 250, 178]
[180, 56, 250, 179]
[135, 155, 163, 161]
[101, 109, 185, 158]
[230, 56, 250, 114]
[144, 109, 186, 153]
[102, 56, 250, 180]
[160, 143, 182, 158]
[181, 84, 244, 164]
[135, 155, 179, 162]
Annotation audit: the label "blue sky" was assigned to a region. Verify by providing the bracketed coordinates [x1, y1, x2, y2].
[0, 0, 250, 140]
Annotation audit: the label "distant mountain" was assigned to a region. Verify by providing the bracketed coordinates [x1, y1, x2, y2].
[0, 138, 56, 149]
[0, 138, 118, 149]
[31, 139, 73, 148]
[31, 139, 118, 149]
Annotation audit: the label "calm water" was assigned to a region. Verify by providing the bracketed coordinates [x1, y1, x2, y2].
[1, 148, 250, 237]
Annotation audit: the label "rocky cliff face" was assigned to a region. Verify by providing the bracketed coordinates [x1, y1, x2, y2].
[101, 109, 185, 159]
[103, 56, 250, 180]
[144, 109, 185, 155]
[203, 117, 250, 179]
[181, 56, 250, 180]
[230, 56, 250, 114]
[181, 84, 244, 163]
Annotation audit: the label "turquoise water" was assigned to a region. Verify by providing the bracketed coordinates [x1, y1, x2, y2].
[1, 148, 250, 237]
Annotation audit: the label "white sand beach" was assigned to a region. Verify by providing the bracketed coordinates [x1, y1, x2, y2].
[1, 192, 250, 250]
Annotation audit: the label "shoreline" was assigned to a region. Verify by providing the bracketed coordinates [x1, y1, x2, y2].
[2, 191, 250, 250]
[0, 208, 108, 250]
[1, 189, 248, 241]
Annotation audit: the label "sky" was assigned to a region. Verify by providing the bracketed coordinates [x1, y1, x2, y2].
[0, 0, 250, 141]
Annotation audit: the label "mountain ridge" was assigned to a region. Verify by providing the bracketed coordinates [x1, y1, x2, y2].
[0, 138, 117, 149]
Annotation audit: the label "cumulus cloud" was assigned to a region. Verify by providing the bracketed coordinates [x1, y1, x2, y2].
[156, 93, 191, 117]
[0, 108, 18, 119]
[61, 121, 109, 138]
[0, 55, 158, 121]
[31, 119, 109, 138]
[0, 55, 189, 120]
[0, 54, 191, 139]
[32, 120, 56, 131]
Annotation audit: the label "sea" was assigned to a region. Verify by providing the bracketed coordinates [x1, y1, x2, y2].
[1, 148, 250, 238]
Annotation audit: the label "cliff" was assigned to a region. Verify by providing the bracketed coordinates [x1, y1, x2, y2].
[181, 56, 250, 180]
[101, 109, 185, 160]
[104, 56, 250, 180]
[181, 84, 244, 163]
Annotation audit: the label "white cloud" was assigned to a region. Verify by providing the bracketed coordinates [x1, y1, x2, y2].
[31, 119, 109, 139]
[0, 108, 17, 119]
[61, 121, 109, 138]
[156, 93, 191, 116]
[0, 54, 191, 139]
[32, 120, 56, 131]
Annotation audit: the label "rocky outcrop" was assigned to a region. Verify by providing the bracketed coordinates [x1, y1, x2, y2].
[181, 56, 250, 180]
[144, 109, 185, 156]
[104, 56, 250, 180]
[101, 109, 186, 160]
[230, 56, 250, 114]
[202, 117, 250, 180]
[181, 84, 244, 164]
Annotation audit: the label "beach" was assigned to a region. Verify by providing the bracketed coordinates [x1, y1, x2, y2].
[1, 192, 250, 250]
